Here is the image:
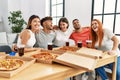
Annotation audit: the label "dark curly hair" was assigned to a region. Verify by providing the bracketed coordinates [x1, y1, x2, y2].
[40, 16, 52, 27]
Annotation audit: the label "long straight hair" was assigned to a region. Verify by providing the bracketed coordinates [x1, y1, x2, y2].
[91, 19, 104, 48]
[58, 17, 69, 30]
[26, 15, 40, 29]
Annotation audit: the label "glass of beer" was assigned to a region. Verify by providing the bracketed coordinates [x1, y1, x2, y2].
[86, 40, 92, 48]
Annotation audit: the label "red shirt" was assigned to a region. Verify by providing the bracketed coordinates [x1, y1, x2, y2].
[69, 27, 90, 47]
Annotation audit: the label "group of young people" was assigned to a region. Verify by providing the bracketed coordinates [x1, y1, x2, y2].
[13, 15, 120, 80]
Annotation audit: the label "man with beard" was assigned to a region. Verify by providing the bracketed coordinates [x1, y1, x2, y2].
[69, 19, 94, 80]
[34, 16, 56, 49]
[70, 19, 91, 47]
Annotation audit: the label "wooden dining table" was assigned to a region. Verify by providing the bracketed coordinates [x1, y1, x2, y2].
[0, 50, 117, 80]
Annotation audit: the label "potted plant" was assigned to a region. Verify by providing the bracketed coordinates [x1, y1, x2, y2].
[8, 10, 27, 33]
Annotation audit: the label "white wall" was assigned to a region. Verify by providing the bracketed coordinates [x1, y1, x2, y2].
[0, 0, 46, 33]
[0, 0, 8, 32]
[65, 0, 92, 28]
[0, 3, 3, 32]
[0, 0, 92, 33]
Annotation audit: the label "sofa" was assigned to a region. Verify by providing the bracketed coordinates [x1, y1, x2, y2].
[0, 32, 18, 53]
[0, 32, 18, 47]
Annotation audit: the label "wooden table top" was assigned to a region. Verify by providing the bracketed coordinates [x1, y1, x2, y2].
[0, 50, 117, 80]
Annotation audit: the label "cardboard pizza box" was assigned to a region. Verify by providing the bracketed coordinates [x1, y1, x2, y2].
[31, 50, 59, 64]
[76, 47, 105, 58]
[53, 46, 79, 52]
[0, 56, 35, 78]
[22, 49, 60, 64]
[53, 52, 98, 70]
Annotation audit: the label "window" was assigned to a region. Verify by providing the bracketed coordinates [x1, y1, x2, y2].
[92, 0, 120, 39]
[50, 0, 65, 25]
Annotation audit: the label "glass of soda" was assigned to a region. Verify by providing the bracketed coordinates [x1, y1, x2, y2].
[18, 45, 25, 56]
[77, 40, 82, 48]
[48, 43, 53, 50]
[18, 47, 24, 56]
[66, 41, 69, 46]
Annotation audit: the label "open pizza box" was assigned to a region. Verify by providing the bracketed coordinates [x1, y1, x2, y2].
[53, 51, 98, 70]
[76, 47, 105, 58]
[22, 49, 60, 64]
[41, 49, 65, 55]
[22, 49, 62, 57]
[0, 56, 35, 78]
[53, 46, 79, 53]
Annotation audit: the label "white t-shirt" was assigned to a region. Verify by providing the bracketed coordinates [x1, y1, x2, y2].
[17, 30, 36, 48]
[54, 30, 75, 47]
[95, 28, 120, 56]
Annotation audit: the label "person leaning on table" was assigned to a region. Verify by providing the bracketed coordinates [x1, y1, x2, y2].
[69, 19, 95, 80]
[16, 15, 41, 52]
[90, 19, 120, 80]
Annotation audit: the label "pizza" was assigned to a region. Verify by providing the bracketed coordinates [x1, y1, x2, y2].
[58, 46, 79, 52]
[0, 59, 24, 71]
[32, 52, 58, 63]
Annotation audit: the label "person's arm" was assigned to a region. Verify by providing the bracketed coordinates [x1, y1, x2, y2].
[108, 36, 119, 55]
[69, 33, 73, 39]
[20, 30, 30, 45]
[111, 36, 119, 50]
[24, 47, 41, 52]
[12, 44, 17, 52]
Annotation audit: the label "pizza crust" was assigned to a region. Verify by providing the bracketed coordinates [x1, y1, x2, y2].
[58, 46, 79, 51]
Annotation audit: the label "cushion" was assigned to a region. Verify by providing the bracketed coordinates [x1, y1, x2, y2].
[7, 33, 18, 47]
[0, 32, 8, 45]
[7, 33, 18, 44]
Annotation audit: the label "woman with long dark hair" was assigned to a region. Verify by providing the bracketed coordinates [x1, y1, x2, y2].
[17, 15, 40, 52]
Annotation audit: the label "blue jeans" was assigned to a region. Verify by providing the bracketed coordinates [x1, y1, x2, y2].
[95, 56, 120, 80]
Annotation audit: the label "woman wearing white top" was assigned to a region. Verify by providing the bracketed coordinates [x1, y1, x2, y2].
[91, 19, 120, 80]
[17, 15, 40, 52]
[54, 17, 75, 47]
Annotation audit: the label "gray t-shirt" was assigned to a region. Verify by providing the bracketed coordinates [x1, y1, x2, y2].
[95, 28, 120, 56]
[34, 29, 56, 49]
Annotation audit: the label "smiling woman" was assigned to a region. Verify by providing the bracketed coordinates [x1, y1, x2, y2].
[90, 19, 120, 80]
[53, 17, 75, 47]
[16, 15, 41, 52]
[92, 0, 120, 41]
[17, 15, 40, 48]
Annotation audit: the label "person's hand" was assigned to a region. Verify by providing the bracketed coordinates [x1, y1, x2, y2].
[107, 50, 116, 55]
[12, 44, 18, 52]
[53, 25, 58, 30]
[35, 28, 40, 33]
